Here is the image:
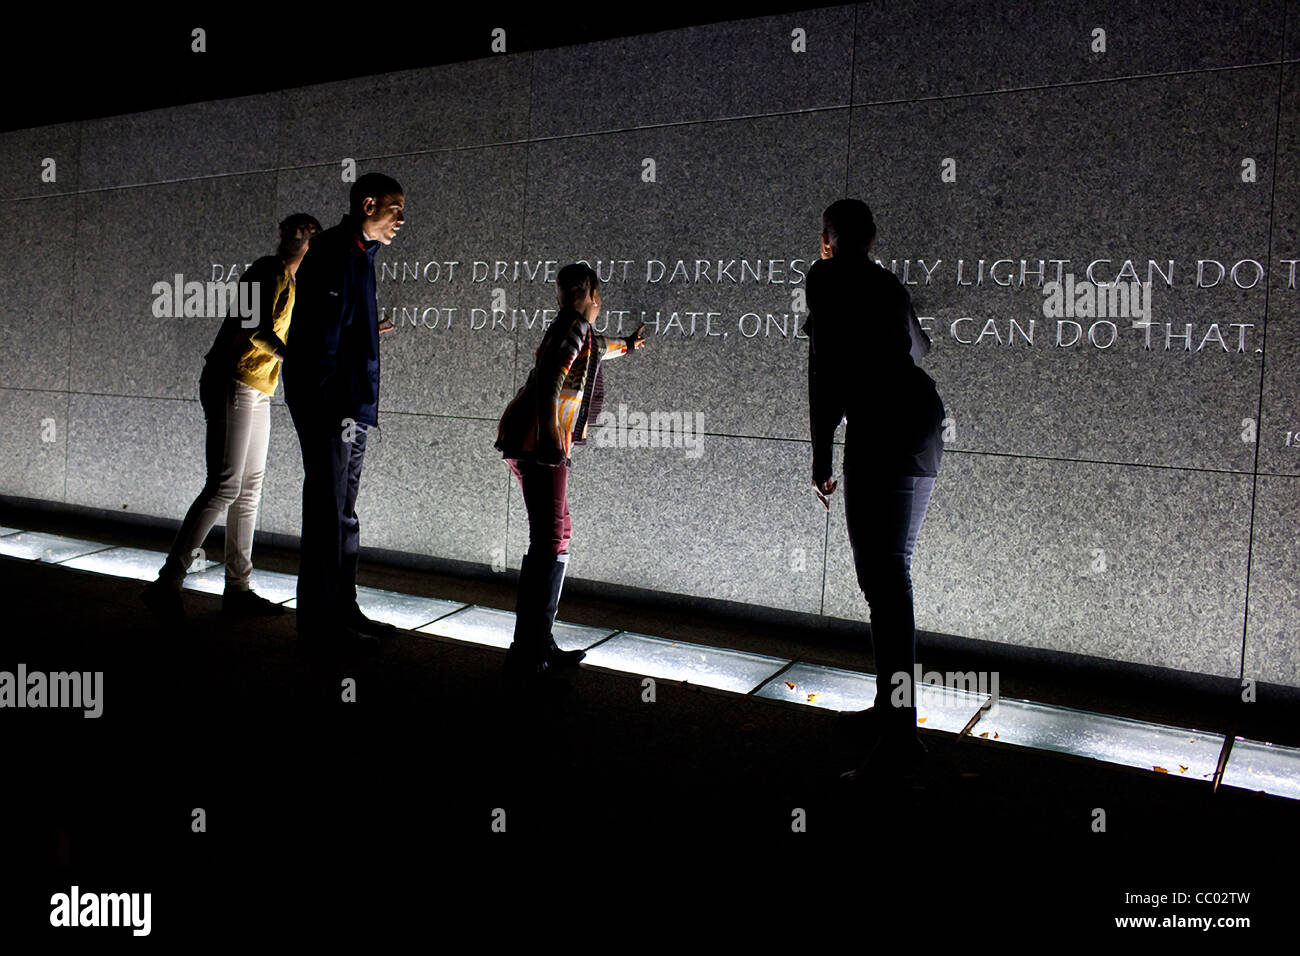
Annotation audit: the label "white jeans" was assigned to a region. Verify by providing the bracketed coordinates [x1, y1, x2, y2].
[159, 373, 272, 590]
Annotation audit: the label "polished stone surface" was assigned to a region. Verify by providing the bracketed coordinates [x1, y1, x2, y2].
[0, 121, 80, 199]
[0, 387, 67, 501]
[1260, 62, 1300, 478]
[274, 147, 528, 421]
[507, 434, 826, 615]
[530, 5, 855, 136]
[823, 453, 1253, 680]
[64, 393, 206, 518]
[277, 57, 530, 167]
[258, 411, 509, 569]
[1, 4, 1298, 689]
[851, 0, 1285, 103]
[847, 67, 1276, 473]
[79, 93, 278, 189]
[0, 196, 77, 391]
[70, 173, 279, 399]
[520, 111, 844, 442]
[1242, 475, 1300, 687]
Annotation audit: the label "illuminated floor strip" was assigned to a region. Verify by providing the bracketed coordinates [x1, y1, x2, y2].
[2, 524, 1298, 800]
[969, 697, 1225, 781]
[0, 530, 115, 563]
[184, 567, 300, 603]
[418, 604, 617, 651]
[62, 545, 218, 581]
[580, 632, 791, 695]
[1221, 737, 1300, 801]
[285, 586, 465, 631]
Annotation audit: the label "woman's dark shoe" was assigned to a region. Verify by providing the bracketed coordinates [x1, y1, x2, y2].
[222, 588, 288, 618]
[508, 552, 577, 673]
[141, 579, 186, 624]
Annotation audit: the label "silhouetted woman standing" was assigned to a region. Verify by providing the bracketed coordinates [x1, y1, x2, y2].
[805, 199, 945, 778]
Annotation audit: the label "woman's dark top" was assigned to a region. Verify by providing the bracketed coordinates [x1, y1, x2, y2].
[804, 254, 945, 481]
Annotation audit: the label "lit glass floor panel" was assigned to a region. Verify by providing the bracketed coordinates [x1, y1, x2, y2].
[756, 662, 876, 709]
[0, 526, 20, 536]
[913, 681, 991, 733]
[416, 604, 617, 651]
[971, 697, 1224, 780]
[1221, 737, 1300, 801]
[286, 586, 464, 630]
[0, 531, 111, 563]
[581, 632, 789, 694]
[61, 546, 217, 581]
[754, 662, 988, 732]
[182, 567, 300, 604]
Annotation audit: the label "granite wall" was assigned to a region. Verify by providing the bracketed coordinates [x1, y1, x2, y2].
[2, 1, 1297, 686]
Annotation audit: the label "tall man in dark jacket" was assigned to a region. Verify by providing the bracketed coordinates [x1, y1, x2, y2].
[282, 172, 405, 643]
[805, 198, 946, 777]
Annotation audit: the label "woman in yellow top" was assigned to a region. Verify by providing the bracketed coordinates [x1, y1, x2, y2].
[143, 214, 321, 622]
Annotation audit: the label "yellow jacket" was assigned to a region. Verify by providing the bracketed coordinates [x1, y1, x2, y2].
[205, 255, 296, 395]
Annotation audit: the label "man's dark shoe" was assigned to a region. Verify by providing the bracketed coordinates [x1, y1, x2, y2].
[141, 579, 186, 624]
[222, 588, 289, 618]
[344, 604, 398, 638]
[503, 643, 548, 680]
[542, 638, 585, 669]
[298, 619, 374, 649]
[837, 705, 881, 736]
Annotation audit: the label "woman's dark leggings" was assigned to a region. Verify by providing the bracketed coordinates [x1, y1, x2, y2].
[842, 457, 939, 739]
[506, 458, 571, 556]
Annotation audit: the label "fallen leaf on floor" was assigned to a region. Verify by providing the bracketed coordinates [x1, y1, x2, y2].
[1153, 766, 1168, 773]
[784, 681, 796, 690]
[980, 731, 989, 737]
[807, 693, 819, 702]
[917, 717, 927, 723]
[1179, 765, 1188, 773]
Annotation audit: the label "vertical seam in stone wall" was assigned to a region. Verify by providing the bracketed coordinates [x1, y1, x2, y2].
[1239, 12, 1289, 683]
[819, 5, 858, 617]
[847, 2, 860, 112]
[64, 120, 84, 503]
[263, 90, 284, 537]
[505, 51, 537, 567]
[819, 505, 831, 616]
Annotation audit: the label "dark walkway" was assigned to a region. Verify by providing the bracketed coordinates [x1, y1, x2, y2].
[2, 506, 1296, 939]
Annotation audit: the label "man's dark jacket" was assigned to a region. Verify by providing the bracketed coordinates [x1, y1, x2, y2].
[805, 254, 945, 481]
[282, 214, 382, 428]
